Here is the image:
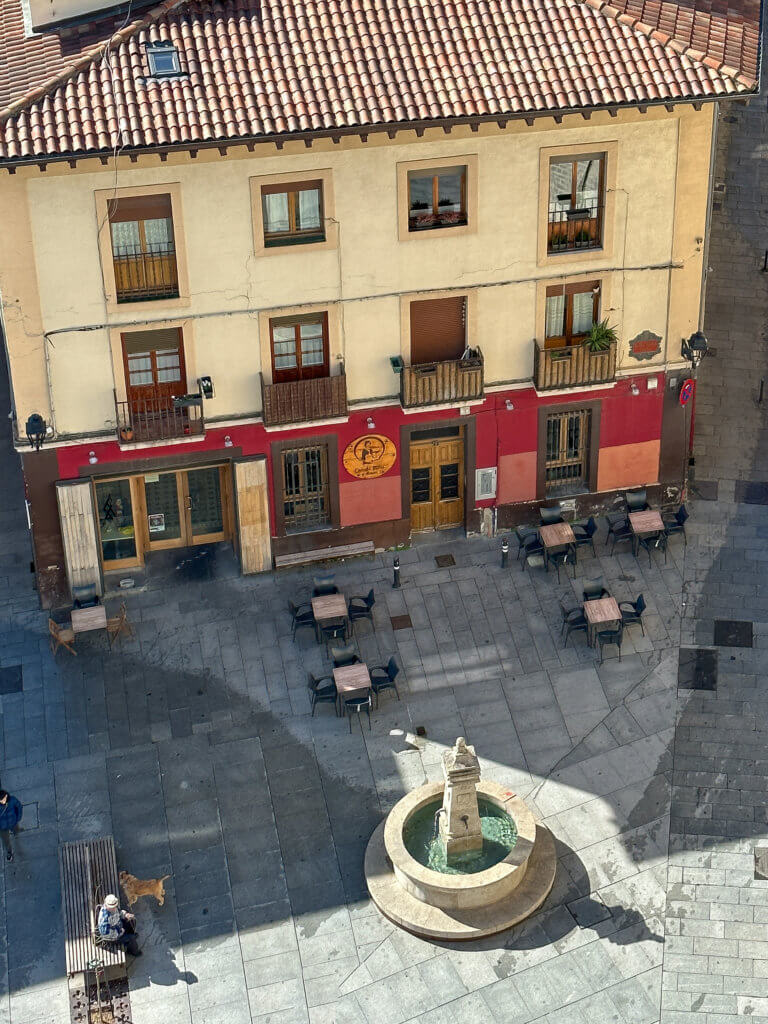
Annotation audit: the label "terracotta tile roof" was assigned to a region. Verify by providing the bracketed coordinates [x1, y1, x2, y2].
[0, 0, 760, 162]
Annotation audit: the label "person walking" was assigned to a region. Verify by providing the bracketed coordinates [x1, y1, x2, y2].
[97, 894, 142, 956]
[0, 790, 22, 862]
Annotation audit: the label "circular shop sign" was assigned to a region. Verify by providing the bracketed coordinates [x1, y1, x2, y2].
[343, 434, 397, 479]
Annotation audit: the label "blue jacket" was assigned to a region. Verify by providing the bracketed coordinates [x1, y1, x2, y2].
[0, 796, 22, 832]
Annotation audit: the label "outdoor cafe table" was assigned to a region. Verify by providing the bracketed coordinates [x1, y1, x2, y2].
[539, 523, 576, 549]
[333, 662, 371, 716]
[71, 605, 108, 634]
[311, 593, 348, 642]
[629, 510, 664, 555]
[583, 597, 621, 646]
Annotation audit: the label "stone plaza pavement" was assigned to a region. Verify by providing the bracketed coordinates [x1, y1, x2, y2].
[2, 89, 768, 1024]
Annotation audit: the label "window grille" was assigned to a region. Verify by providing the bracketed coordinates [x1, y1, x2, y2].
[281, 445, 330, 531]
[545, 409, 591, 496]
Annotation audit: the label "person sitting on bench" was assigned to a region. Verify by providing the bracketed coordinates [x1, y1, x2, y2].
[97, 894, 142, 956]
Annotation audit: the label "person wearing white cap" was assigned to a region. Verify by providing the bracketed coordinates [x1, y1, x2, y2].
[97, 893, 141, 956]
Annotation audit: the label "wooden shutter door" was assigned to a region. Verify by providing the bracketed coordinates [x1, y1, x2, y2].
[56, 480, 102, 596]
[234, 458, 272, 573]
[410, 297, 466, 364]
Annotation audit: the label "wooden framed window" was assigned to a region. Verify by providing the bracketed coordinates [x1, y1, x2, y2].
[281, 444, 330, 531]
[108, 194, 179, 301]
[261, 181, 325, 247]
[410, 296, 467, 364]
[548, 155, 605, 253]
[545, 281, 599, 348]
[269, 313, 329, 384]
[545, 409, 592, 496]
[408, 166, 467, 231]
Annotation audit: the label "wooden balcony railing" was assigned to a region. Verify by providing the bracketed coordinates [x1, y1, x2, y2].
[260, 372, 348, 428]
[534, 340, 617, 391]
[114, 390, 204, 443]
[113, 247, 179, 302]
[400, 349, 484, 408]
[547, 201, 603, 253]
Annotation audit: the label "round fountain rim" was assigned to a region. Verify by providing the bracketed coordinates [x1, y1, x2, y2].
[384, 780, 537, 893]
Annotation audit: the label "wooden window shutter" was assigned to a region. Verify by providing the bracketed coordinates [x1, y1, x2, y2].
[410, 296, 466, 364]
[109, 194, 173, 223]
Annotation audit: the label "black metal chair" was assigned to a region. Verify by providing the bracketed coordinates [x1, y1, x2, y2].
[345, 693, 372, 732]
[596, 624, 623, 663]
[625, 489, 649, 513]
[606, 513, 633, 555]
[330, 643, 360, 667]
[318, 618, 348, 645]
[307, 672, 337, 716]
[540, 505, 564, 526]
[288, 600, 315, 639]
[663, 504, 689, 546]
[521, 532, 545, 572]
[349, 588, 375, 633]
[619, 594, 647, 636]
[563, 607, 588, 647]
[312, 583, 339, 597]
[572, 517, 598, 557]
[514, 526, 539, 563]
[583, 577, 609, 601]
[370, 656, 401, 707]
[637, 530, 668, 566]
[546, 544, 577, 583]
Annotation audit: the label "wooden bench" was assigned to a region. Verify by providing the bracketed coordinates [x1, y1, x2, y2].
[59, 836, 125, 977]
[275, 540, 375, 570]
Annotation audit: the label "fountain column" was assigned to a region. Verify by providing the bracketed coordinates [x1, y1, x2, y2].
[439, 737, 483, 859]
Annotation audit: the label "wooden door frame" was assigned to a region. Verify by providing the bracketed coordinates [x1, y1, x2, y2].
[399, 416, 476, 532]
[184, 465, 231, 544]
[92, 474, 145, 570]
[269, 313, 330, 384]
[121, 327, 186, 409]
[536, 399, 601, 499]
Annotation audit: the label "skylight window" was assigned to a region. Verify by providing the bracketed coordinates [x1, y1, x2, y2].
[146, 42, 182, 78]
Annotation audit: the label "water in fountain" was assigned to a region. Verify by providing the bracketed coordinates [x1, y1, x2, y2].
[403, 798, 518, 875]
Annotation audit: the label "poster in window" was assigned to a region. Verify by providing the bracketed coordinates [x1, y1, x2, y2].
[342, 435, 397, 479]
[148, 513, 166, 533]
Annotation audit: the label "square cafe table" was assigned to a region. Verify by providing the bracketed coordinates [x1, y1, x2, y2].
[539, 523, 576, 549]
[583, 597, 621, 646]
[71, 605, 108, 634]
[311, 593, 348, 641]
[629, 510, 664, 554]
[333, 662, 371, 715]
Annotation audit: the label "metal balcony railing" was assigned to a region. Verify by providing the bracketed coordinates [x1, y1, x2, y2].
[547, 201, 603, 253]
[113, 247, 179, 302]
[114, 390, 204, 443]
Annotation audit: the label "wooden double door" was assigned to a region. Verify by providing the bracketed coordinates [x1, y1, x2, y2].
[410, 434, 464, 532]
[144, 466, 230, 550]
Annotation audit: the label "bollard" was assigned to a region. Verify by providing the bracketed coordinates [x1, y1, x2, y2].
[393, 556, 401, 589]
[501, 537, 509, 569]
[759, 379, 765, 406]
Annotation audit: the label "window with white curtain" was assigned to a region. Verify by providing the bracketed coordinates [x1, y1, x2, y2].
[545, 282, 599, 346]
[261, 182, 324, 246]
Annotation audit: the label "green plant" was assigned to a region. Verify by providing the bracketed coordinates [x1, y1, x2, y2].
[584, 319, 617, 353]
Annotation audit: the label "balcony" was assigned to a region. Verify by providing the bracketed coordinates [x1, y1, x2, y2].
[400, 349, 484, 409]
[534, 340, 617, 391]
[113, 247, 179, 303]
[260, 372, 348, 428]
[114, 390, 204, 444]
[547, 202, 603, 254]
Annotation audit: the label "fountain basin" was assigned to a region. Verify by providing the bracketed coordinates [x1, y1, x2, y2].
[365, 780, 556, 940]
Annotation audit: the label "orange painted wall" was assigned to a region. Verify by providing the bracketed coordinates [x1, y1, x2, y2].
[498, 451, 537, 505]
[597, 439, 661, 492]
[339, 474, 402, 527]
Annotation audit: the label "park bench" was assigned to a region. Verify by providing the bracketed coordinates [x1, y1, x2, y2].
[274, 540, 375, 570]
[59, 836, 125, 977]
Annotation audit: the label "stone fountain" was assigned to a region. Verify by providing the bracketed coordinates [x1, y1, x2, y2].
[364, 737, 556, 940]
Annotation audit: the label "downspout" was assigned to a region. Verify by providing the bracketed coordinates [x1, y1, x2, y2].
[699, 101, 719, 329]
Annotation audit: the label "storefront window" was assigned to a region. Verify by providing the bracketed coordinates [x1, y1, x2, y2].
[95, 479, 137, 563]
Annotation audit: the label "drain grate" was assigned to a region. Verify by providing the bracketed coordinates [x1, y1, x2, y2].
[391, 614, 413, 631]
[434, 554, 456, 568]
[678, 647, 718, 691]
[714, 620, 753, 648]
[70, 976, 131, 1024]
[0, 666, 22, 694]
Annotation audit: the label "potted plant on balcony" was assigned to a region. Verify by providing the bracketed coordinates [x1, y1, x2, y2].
[584, 320, 617, 353]
[119, 425, 134, 442]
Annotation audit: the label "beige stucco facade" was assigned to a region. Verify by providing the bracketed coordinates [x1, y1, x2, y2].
[0, 103, 713, 441]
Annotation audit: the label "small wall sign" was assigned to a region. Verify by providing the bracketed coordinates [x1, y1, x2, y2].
[628, 330, 662, 361]
[679, 379, 695, 406]
[343, 434, 397, 479]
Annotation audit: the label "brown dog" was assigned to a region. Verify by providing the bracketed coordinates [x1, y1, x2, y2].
[119, 870, 170, 907]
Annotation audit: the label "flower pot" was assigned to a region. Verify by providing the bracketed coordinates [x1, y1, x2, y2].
[119, 427, 134, 442]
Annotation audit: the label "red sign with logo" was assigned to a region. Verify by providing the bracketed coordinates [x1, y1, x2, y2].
[679, 379, 695, 406]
